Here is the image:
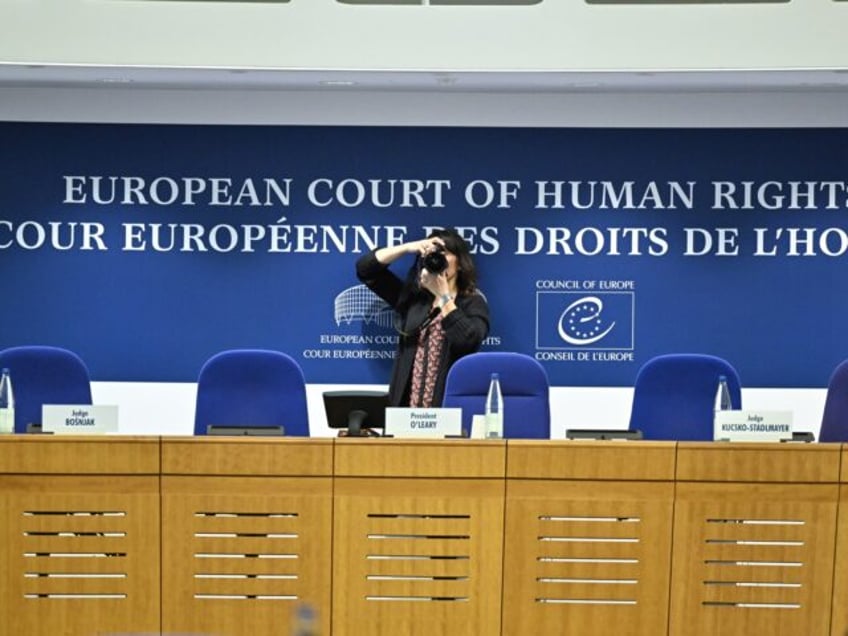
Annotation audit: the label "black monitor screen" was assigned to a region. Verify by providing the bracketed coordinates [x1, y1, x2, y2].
[322, 390, 389, 437]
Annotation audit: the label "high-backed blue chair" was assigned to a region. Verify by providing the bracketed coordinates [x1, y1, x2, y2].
[193, 349, 310, 436]
[819, 359, 848, 442]
[628, 353, 742, 441]
[0, 345, 93, 433]
[442, 351, 550, 439]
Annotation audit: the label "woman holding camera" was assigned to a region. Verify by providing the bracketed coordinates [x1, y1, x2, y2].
[356, 227, 490, 408]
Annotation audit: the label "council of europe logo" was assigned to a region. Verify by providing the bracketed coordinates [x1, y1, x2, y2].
[334, 284, 395, 330]
[536, 291, 634, 350]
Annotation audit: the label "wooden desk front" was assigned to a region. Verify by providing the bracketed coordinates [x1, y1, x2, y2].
[0, 436, 160, 636]
[830, 445, 848, 636]
[1, 437, 846, 636]
[160, 437, 334, 636]
[671, 443, 841, 636]
[332, 438, 506, 636]
[503, 441, 676, 636]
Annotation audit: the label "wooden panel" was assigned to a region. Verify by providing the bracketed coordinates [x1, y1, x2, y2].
[162, 437, 333, 476]
[502, 479, 674, 636]
[832, 454, 848, 636]
[0, 436, 159, 474]
[334, 438, 506, 478]
[677, 443, 841, 483]
[842, 445, 848, 483]
[669, 482, 838, 636]
[2, 437, 844, 636]
[332, 477, 504, 636]
[507, 440, 676, 480]
[161, 475, 333, 636]
[0, 475, 160, 636]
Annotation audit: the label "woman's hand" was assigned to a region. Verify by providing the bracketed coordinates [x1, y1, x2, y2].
[418, 268, 449, 297]
[374, 236, 444, 267]
[410, 237, 445, 258]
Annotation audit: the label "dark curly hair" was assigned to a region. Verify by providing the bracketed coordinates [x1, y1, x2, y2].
[426, 227, 478, 296]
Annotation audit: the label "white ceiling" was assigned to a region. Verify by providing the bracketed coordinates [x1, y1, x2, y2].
[2, 64, 848, 93]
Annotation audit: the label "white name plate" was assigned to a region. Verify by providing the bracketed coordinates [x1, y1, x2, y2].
[384, 407, 463, 439]
[42, 405, 119, 435]
[714, 410, 793, 442]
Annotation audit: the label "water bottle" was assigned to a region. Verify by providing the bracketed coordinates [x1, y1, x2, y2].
[714, 374, 732, 412]
[0, 368, 14, 434]
[485, 372, 503, 439]
[291, 602, 319, 636]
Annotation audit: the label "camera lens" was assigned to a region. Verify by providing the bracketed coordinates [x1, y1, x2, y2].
[422, 249, 448, 274]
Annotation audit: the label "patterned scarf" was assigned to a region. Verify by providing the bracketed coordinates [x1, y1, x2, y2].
[409, 313, 446, 407]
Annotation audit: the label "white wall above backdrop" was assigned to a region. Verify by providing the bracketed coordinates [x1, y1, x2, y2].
[1, 0, 846, 74]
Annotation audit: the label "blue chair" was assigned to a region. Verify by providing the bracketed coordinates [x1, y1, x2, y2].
[193, 349, 310, 436]
[0, 345, 93, 433]
[628, 353, 742, 441]
[819, 359, 848, 442]
[442, 351, 550, 439]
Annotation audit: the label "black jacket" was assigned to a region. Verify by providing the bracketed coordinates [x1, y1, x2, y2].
[356, 250, 490, 406]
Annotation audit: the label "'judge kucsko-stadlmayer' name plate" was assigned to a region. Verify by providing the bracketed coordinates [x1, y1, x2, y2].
[713, 410, 793, 442]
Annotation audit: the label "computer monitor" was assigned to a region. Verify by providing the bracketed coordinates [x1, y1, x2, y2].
[322, 390, 389, 437]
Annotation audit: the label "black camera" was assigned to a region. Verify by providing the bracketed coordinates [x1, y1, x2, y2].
[421, 247, 448, 274]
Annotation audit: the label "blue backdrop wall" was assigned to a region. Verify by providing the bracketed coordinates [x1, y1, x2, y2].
[1, 123, 846, 388]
